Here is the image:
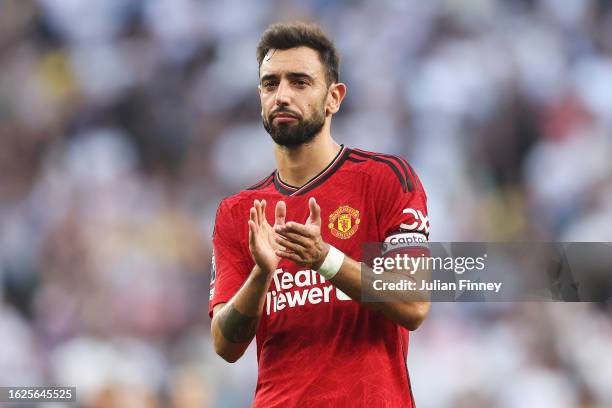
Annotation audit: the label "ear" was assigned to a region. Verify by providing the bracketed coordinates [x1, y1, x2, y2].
[325, 82, 347, 116]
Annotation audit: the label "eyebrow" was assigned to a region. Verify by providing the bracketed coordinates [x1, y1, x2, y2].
[260, 72, 315, 83]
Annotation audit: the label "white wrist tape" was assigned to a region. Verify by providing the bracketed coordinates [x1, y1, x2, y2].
[317, 245, 345, 280]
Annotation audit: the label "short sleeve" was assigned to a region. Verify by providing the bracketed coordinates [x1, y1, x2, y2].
[208, 199, 251, 318]
[375, 159, 430, 253]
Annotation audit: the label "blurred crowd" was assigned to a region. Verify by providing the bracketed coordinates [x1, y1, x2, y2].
[0, 0, 611, 406]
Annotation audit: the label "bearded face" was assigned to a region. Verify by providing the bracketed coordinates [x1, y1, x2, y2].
[262, 95, 327, 147]
[258, 47, 335, 148]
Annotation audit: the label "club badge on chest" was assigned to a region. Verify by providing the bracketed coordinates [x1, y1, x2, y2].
[328, 205, 360, 239]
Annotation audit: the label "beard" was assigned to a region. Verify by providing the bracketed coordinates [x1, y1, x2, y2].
[263, 105, 326, 147]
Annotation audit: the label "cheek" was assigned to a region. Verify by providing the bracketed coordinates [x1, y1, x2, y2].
[260, 93, 273, 105]
[261, 100, 273, 115]
[309, 95, 328, 114]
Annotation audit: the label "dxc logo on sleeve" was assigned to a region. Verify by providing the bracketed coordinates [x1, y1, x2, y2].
[400, 208, 429, 234]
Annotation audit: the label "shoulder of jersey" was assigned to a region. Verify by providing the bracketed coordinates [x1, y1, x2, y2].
[344, 148, 418, 193]
[218, 147, 419, 208]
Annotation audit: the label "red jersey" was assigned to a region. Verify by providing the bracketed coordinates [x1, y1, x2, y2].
[209, 146, 429, 407]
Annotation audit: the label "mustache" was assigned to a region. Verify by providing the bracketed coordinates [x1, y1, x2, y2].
[269, 107, 301, 119]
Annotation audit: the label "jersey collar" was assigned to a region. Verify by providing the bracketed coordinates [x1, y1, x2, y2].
[274, 145, 349, 196]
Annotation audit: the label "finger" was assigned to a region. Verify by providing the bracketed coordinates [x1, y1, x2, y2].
[275, 235, 307, 253]
[261, 199, 267, 224]
[279, 222, 315, 238]
[250, 207, 257, 224]
[274, 241, 293, 253]
[257, 199, 266, 225]
[309, 197, 321, 225]
[275, 249, 304, 265]
[275, 201, 286, 227]
[275, 229, 311, 247]
[253, 200, 260, 225]
[248, 219, 257, 247]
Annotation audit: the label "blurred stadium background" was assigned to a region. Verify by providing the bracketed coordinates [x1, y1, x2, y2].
[1, 0, 611, 407]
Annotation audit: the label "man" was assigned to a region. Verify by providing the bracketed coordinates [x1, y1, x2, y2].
[209, 22, 430, 407]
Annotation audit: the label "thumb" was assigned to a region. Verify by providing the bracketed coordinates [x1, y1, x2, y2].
[275, 200, 286, 227]
[248, 219, 257, 249]
[308, 197, 321, 225]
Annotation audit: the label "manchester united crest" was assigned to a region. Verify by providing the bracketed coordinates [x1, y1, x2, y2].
[328, 205, 360, 239]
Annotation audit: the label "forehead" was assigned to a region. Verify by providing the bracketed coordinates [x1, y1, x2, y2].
[259, 46, 324, 79]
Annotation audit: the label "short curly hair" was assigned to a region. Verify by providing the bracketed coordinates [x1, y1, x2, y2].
[256, 22, 340, 85]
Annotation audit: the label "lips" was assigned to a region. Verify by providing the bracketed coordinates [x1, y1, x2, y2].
[272, 112, 299, 124]
[273, 113, 298, 119]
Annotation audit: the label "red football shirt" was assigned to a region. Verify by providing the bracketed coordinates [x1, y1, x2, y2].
[209, 146, 429, 407]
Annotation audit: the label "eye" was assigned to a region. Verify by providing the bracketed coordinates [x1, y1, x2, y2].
[294, 79, 308, 87]
[262, 81, 277, 90]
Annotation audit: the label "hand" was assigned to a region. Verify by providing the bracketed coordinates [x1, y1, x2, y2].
[248, 199, 286, 275]
[274, 197, 330, 270]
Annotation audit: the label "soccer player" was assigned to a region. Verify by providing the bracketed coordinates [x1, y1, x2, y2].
[209, 22, 430, 407]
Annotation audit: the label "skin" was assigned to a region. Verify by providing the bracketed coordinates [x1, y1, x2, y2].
[260, 46, 347, 187]
[211, 47, 429, 363]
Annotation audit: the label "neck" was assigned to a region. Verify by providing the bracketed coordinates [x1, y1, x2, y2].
[274, 122, 341, 187]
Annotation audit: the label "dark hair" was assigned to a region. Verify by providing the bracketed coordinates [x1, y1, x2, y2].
[256, 22, 339, 85]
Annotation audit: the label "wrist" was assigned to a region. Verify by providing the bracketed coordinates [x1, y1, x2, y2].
[252, 264, 275, 283]
[316, 245, 345, 280]
[312, 242, 330, 270]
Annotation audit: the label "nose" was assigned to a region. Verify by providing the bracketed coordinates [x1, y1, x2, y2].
[274, 80, 292, 106]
